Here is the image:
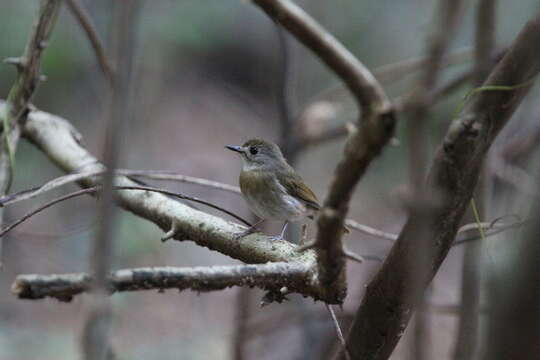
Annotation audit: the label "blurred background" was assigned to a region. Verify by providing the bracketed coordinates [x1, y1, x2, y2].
[1, 0, 540, 359]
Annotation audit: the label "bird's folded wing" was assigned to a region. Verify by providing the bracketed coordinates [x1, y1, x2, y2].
[279, 174, 321, 211]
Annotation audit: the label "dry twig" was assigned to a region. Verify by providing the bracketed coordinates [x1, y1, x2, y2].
[65, 0, 114, 87]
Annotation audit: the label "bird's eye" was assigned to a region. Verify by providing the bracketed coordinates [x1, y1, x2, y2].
[249, 146, 258, 155]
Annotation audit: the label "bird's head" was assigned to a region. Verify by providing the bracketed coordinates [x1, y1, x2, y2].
[226, 138, 287, 171]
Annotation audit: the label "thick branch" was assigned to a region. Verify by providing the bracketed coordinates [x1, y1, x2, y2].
[344, 12, 540, 360]
[12, 263, 311, 302]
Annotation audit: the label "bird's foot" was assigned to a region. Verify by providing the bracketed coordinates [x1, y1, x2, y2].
[233, 227, 259, 240]
[269, 234, 285, 241]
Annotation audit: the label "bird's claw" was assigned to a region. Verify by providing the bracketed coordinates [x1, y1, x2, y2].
[233, 228, 258, 240]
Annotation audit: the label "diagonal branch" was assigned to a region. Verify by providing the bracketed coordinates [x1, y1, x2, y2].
[0, 185, 254, 239]
[12, 262, 311, 302]
[65, 0, 114, 87]
[0, 0, 62, 265]
[252, 0, 395, 303]
[343, 12, 540, 360]
[0, 167, 398, 242]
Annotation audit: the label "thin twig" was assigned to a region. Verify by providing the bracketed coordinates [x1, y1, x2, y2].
[326, 304, 351, 360]
[0, 169, 396, 242]
[0, 169, 104, 206]
[120, 170, 241, 193]
[65, 0, 115, 87]
[0, 185, 253, 239]
[298, 47, 473, 123]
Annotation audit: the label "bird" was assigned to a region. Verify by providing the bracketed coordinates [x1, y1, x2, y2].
[226, 138, 321, 241]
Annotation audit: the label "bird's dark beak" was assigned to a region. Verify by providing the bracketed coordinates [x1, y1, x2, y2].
[226, 145, 243, 153]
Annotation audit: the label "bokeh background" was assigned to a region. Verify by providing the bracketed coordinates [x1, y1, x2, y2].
[1, 0, 540, 359]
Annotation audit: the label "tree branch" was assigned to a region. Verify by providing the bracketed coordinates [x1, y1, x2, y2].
[65, 0, 114, 87]
[343, 11, 540, 360]
[0, 0, 62, 266]
[12, 262, 311, 302]
[252, 0, 395, 303]
[5, 103, 351, 301]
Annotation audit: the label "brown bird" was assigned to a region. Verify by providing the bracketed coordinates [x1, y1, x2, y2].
[226, 139, 321, 241]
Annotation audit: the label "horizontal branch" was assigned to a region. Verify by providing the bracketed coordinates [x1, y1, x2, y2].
[0, 166, 400, 242]
[12, 262, 312, 302]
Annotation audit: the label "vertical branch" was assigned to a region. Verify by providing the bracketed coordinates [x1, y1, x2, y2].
[454, 1, 496, 360]
[0, 0, 62, 266]
[276, 26, 298, 159]
[81, 1, 141, 359]
[232, 287, 251, 360]
[276, 22, 321, 360]
[481, 195, 540, 359]
[405, 2, 464, 359]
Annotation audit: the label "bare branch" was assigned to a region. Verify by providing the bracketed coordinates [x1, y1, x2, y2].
[344, 219, 397, 242]
[0, 169, 103, 206]
[0, 166, 399, 242]
[12, 262, 311, 302]
[65, 0, 114, 87]
[252, 0, 394, 303]
[252, 0, 391, 114]
[0, 105, 344, 300]
[0, 0, 62, 266]
[120, 170, 241, 193]
[326, 304, 351, 360]
[0, 185, 254, 239]
[343, 11, 540, 360]
[455, 5, 496, 357]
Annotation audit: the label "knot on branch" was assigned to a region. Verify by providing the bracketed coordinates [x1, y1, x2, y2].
[3, 57, 26, 71]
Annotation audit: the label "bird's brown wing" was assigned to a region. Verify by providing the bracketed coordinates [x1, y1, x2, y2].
[279, 174, 321, 211]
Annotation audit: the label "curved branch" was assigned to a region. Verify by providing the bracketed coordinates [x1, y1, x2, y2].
[65, 0, 115, 87]
[0, 185, 254, 239]
[252, 0, 395, 303]
[252, 0, 390, 115]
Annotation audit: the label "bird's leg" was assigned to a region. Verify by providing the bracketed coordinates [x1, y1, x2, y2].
[270, 221, 289, 241]
[233, 219, 266, 240]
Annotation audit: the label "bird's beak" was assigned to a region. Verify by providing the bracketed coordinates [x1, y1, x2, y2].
[225, 145, 244, 153]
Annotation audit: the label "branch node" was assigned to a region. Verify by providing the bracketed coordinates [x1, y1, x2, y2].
[161, 220, 180, 242]
[3, 57, 25, 69]
[296, 241, 316, 252]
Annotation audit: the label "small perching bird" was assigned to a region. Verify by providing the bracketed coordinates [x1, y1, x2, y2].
[226, 139, 321, 241]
